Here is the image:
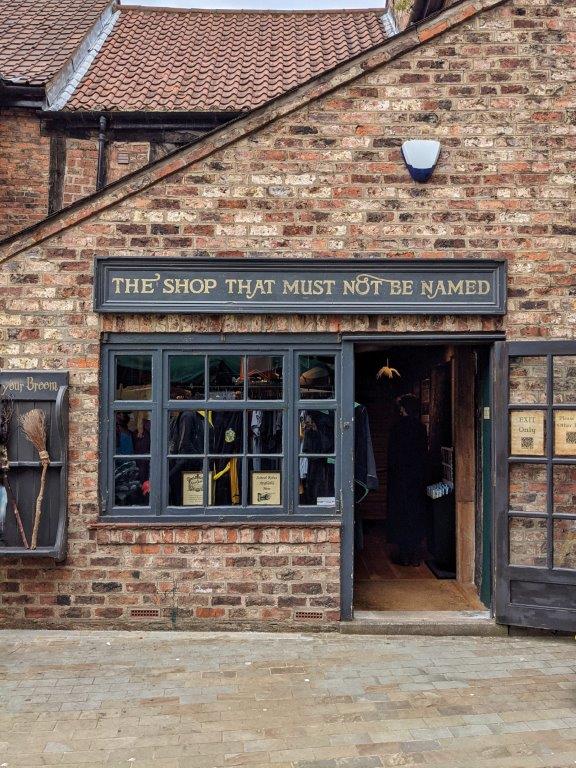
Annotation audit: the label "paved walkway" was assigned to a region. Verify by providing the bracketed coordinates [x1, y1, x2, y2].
[1, 630, 576, 767]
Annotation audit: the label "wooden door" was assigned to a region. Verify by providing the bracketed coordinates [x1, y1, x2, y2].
[494, 342, 576, 630]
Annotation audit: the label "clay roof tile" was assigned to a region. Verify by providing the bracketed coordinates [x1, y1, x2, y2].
[0, 0, 112, 86]
[63, 6, 391, 112]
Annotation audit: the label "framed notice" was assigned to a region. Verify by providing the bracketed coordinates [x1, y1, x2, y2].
[510, 410, 545, 456]
[182, 471, 204, 506]
[251, 472, 281, 506]
[554, 411, 576, 456]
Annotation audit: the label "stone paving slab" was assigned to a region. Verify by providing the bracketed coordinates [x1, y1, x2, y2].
[0, 630, 575, 767]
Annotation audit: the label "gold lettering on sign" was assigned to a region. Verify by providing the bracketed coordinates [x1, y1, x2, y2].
[510, 410, 545, 456]
[421, 279, 491, 300]
[225, 278, 276, 299]
[554, 411, 576, 456]
[1, 378, 58, 396]
[282, 279, 336, 296]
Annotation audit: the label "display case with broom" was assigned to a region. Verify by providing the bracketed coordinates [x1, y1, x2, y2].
[0, 371, 69, 560]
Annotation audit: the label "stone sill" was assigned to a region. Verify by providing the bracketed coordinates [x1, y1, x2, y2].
[89, 520, 342, 530]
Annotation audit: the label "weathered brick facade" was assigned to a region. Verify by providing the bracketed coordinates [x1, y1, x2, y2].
[0, 110, 51, 239]
[0, 0, 573, 629]
[0, 114, 155, 235]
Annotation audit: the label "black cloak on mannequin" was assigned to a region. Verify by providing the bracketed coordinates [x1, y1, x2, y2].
[386, 397, 428, 564]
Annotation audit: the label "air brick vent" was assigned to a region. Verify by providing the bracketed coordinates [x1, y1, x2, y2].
[294, 610, 323, 621]
[130, 608, 160, 618]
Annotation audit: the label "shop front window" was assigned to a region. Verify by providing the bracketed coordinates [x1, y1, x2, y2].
[102, 341, 339, 519]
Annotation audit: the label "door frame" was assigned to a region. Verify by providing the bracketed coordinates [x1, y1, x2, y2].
[339, 332, 503, 621]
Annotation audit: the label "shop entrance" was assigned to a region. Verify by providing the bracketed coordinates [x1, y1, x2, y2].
[350, 343, 489, 613]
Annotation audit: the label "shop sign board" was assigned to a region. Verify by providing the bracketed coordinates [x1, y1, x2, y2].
[94, 258, 506, 315]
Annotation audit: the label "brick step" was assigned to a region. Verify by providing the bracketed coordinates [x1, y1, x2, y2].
[341, 610, 508, 637]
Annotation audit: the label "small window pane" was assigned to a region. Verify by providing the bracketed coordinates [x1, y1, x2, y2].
[553, 464, 576, 515]
[509, 410, 546, 456]
[553, 519, 576, 569]
[210, 411, 243, 454]
[554, 411, 576, 457]
[249, 459, 282, 506]
[209, 356, 243, 399]
[115, 411, 151, 455]
[249, 410, 282, 454]
[299, 457, 335, 506]
[209, 458, 242, 506]
[247, 356, 283, 400]
[168, 411, 205, 455]
[114, 458, 149, 506]
[509, 356, 547, 405]
[509, 517, 547, 567]
[553, 356, 576, 404]
[299, 355, 335, 400]
[168, 458, 204, 506]
[115, 355, 152, 400]
[170, 356, 205, 400]
[509, 463, 547, 513]
[299, 410, 335, 454]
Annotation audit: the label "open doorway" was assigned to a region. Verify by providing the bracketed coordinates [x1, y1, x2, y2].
[353, 344, 487, 612]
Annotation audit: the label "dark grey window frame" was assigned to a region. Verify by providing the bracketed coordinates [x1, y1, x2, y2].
[100, 333, 341, 523]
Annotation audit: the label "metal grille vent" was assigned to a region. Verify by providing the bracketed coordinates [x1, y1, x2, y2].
[130, 608, 160, 618]
[294, 610, 323, 621]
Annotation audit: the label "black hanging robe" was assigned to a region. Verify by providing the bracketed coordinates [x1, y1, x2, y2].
[386, 415, 428, 559]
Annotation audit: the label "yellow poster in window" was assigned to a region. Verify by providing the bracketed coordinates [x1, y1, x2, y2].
[554, 410, 576, 456]
[510, 410, 545, 456]
[251, 472, 281, 506]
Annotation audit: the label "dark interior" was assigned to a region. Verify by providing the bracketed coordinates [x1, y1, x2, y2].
[353, 344, 482, 611]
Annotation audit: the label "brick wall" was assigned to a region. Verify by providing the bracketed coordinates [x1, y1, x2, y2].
[107, 141, 151, 184]
[61, 138, 99, 208]
[4, 525, 340, 628]
[0, 109, 51, 238]
[0, 0, 574, 629]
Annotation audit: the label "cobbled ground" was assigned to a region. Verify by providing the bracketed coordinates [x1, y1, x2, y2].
[1, 630, 576, 767]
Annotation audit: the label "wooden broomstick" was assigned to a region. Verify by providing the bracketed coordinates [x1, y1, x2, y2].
[0, 398, 29, 548]
[20, 408, 49, 550]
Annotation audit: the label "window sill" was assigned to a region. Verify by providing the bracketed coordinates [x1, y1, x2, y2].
[90, 519, 341, 529]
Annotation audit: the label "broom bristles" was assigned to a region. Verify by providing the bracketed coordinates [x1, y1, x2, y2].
[19, 408, 48, 453]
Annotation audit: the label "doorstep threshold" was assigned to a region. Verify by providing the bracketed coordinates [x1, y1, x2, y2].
[341, 610, 508, 637]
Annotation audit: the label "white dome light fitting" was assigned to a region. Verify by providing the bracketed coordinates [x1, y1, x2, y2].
[401, 139, 441, 183]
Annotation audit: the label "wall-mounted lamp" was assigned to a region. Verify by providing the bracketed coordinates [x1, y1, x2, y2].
[401, 139, 441, 183]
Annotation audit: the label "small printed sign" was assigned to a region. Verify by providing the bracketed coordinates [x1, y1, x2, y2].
[251, 471, 281, 506]
[182, 471, 204, 506]
[317, 496, 336, 507]
[554, 411, 576, 456]
[510, 410, 545, 456]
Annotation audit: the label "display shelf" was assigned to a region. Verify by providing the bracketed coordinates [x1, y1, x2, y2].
[0, 371, 68, 561]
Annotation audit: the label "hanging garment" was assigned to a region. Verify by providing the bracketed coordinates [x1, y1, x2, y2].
[354, 403, 379, 502]
[386, 414, 429, 562]
[211, 411, 243, 505]
[168, 411, 212, 505]
[300, 410, 335, 504]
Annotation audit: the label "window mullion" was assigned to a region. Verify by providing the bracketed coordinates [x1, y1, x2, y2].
[151, 349, 163, 517]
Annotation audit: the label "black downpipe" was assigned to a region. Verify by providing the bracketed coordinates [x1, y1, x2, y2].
[96, 115, 108, 191]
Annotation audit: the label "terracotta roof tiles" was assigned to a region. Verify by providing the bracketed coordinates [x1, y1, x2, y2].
[63, 6, 391, 112]
[0, 0, 112, 86]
